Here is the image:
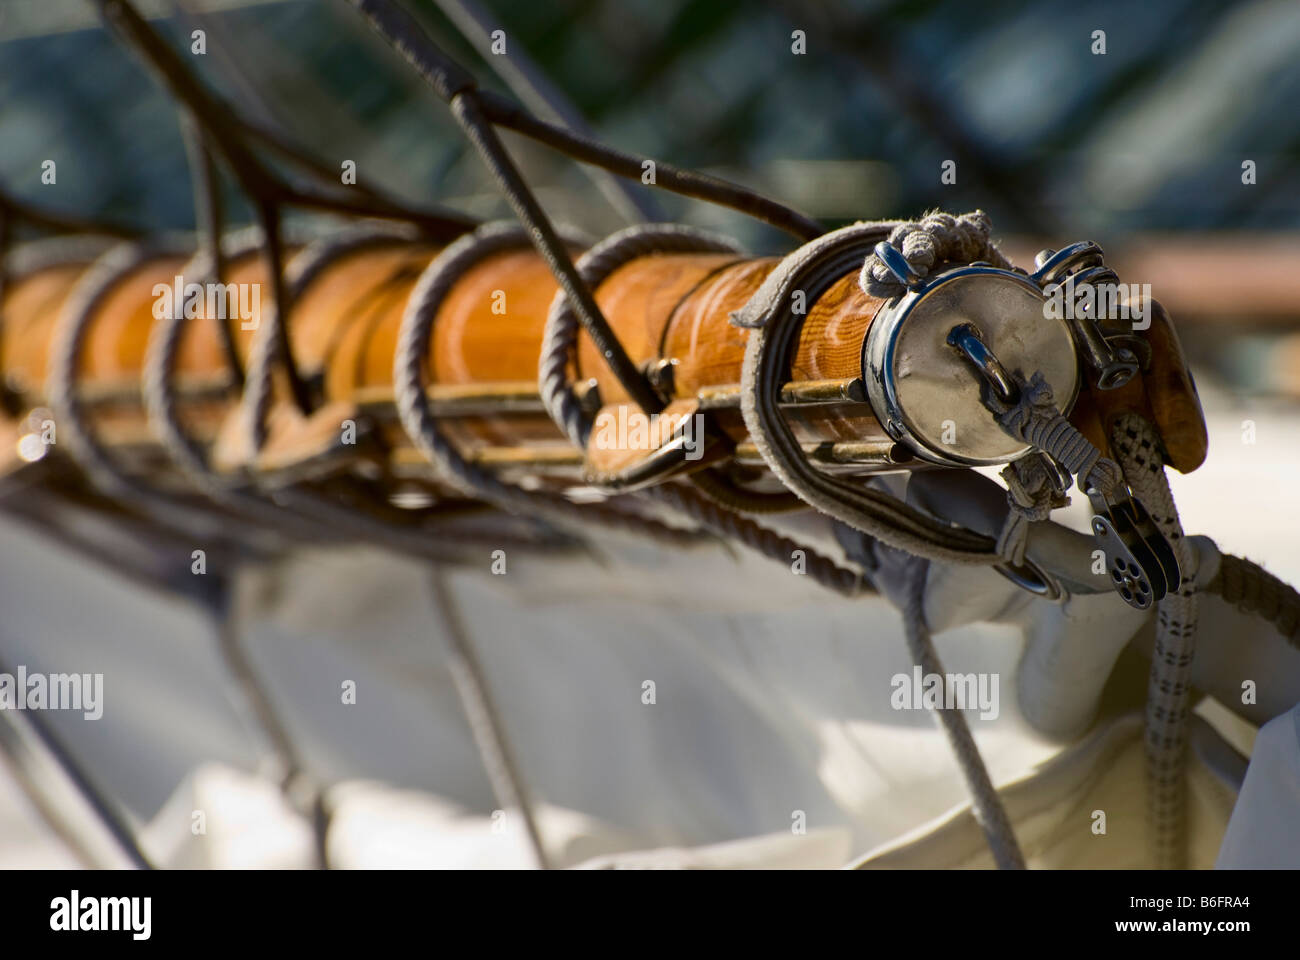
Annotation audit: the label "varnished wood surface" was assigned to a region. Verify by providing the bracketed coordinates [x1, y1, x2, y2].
[1073, 298, 1208, 474]
[578, 253, 743, 402]
[3, 245, 885, 433]
[0, 236, 1208, 485]
[291, 243, 438, 377]
[2, 263, 94, 396]
[429, 249, 572, 385]
[663, 259, 881, 393]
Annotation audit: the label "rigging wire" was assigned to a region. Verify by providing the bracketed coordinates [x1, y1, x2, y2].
[430, 0, 664, 224]
[95, 0, 482, 416]
[0, 655, 154, 869]
[429, 568, 552, 869]
[22, 0, 1295, 874]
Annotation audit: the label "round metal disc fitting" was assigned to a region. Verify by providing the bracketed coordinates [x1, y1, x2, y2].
[863, 264, 1081, 466]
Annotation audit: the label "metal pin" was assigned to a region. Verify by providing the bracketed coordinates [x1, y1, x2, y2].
[873, 241, 927, 291]
[946, 323, 1018, 403]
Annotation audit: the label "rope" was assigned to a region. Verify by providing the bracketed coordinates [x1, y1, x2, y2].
[65, 230, 521, 561]
[647, 482, 867, 597]
[351, 0, 875, 593]
[68, 0, 1300, 875]
[978, 368, 1127, 570]
[349, 0, 822, 243]
[0, 653, 154, 869]
[143, 226, 261, 489]
[394, 220, 709, 547]
[859, 209, 1014, 298]
[285, 220, 423, 296]
[535, 220, 801, 506]
[449, 93, 664, 415]
[394, 220, 569, 506]
[474, 89, 822, 241]
[979, 371, 1199, 868]
[209, 220, 532, 556]
[983, 371, 1123, 499]
[899, 556, 1026, 868]
[208, 578, 329, 867]
[1207, 554, 1300, 646]
[529, 221, 871, 590]
[63, 0, 1300, 872]
[535, 221, 804, 507]
[47, 240, 190, 500]
[139, 226, 418, 546]
[994, 454, 1068, 567]
[429, 568, 551, 869]
[539, 222, 743, 450]
[179, 112, 243, 385]
[238, 219, 297, 453]
[431, 0, 662, 224]
[2, 235, 118, 413]
[1111, 413, 1199, 870]
[738, 222, 1002, 565]
[237, 218, 422, 456]
[684, 467, 806, 515]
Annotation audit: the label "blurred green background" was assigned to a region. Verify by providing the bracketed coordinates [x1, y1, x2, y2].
[2, 0, 1298, 388]
[3, 0, 1297, 240]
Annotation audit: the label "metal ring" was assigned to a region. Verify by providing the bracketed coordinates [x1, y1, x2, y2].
[946, 322, 1018, 403]
[872, 241, 926, 290]
[1028, 240, 1104, 288]
[994, 556, 1063, 601]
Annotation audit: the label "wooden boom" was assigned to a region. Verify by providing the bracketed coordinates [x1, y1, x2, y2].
[0, 231, 1207, 498]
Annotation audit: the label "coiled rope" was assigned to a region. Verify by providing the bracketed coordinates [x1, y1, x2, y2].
[395, 221, 730, 548]
[859, 209, 1015, 298]
[539, 222, 744, 450]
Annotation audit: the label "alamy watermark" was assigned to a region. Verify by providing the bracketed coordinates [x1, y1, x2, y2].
[1043, 273, 1151, 331]
[50, 891, 150, 940]
[0, 666, 103, 720]
[152, 276, 260, 330]
[890, 666, 999, 720]
[590, 408, 706, 460]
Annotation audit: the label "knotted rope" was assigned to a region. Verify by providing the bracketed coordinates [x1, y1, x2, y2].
[974, 369, 1124, 569]
[986, 372, 1123, 499]
[979, 367, 1200, 868]
[859, 209, 1015, 298]
[995, 454, 1069, 567]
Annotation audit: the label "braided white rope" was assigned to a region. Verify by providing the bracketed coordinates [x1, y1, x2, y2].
[1111, 413, 1199, 870]
[985, 377, 1198, 868]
